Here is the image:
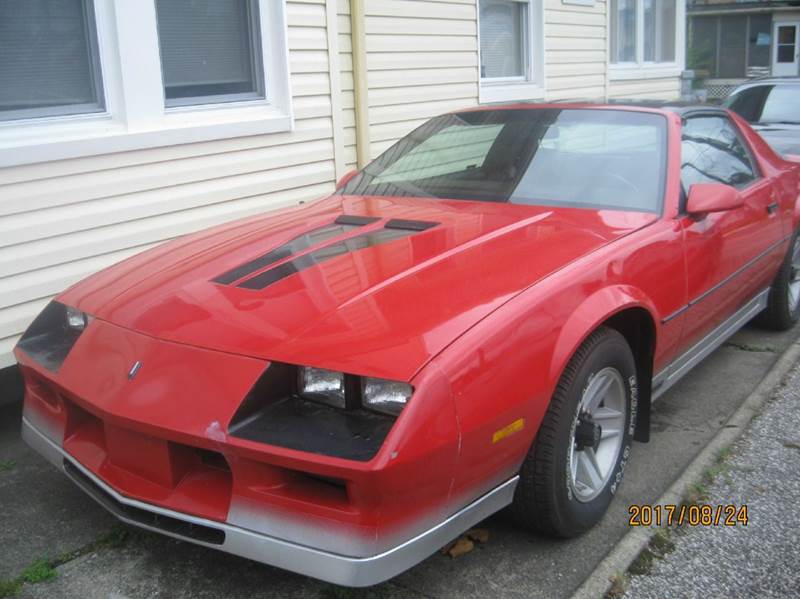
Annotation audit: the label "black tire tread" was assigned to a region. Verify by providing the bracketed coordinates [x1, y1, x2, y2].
[757, 231, 799, 331]
[511, 326, 629, 537]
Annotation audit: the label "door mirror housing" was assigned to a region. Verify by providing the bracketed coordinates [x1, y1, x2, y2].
[335, 169, 359, 190]
[686, 183, 745, 216]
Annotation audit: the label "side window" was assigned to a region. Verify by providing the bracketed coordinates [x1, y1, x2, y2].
[725, 86, 772, 123]
[681, 115, 758, 192]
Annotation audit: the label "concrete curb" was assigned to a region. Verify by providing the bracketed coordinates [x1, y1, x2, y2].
[569, 338, 800, 599]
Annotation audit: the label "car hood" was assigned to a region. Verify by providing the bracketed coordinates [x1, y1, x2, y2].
[752, 125, 800, 156]
[60, 195, 657, 380]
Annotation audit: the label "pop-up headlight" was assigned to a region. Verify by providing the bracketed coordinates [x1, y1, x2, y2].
[362, 377, 412, 416]
[16, 301, 91, 372]
[298, 366, 346, 408]
[229, 363, 414, 461]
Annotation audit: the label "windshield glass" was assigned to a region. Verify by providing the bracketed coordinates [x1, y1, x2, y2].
[341, 108, 668, 213]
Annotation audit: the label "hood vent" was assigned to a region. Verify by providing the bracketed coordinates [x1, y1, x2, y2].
[212, 216, 440, 291]
[212, 215, 379, 285]
[385, 218, 438, 231]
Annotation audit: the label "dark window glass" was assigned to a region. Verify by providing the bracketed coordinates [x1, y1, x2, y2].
[0, 0, 104, 121]
[747, 14, 771, 68]
[777, 45, 795, 63]
[342, 109, 668, 213]
[724, 85, 772, 122]
[155, 0, 264, 107]
[681, 116, 757, 190]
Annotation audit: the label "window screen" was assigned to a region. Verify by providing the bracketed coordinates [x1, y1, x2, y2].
[0, 0, 104, 122]
[155, 0, 264, 107]
[479, 0, 527, 78]
[681, 116, 757, 190]
[719, 16, 747, 78]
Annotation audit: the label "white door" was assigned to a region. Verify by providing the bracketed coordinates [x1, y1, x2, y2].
[773, 22, 800, 76]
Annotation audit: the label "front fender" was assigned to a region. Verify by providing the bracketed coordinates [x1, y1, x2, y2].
[548, 285, 659, 383]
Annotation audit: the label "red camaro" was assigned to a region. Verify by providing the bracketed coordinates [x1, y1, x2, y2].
[16, 103, 800, 586]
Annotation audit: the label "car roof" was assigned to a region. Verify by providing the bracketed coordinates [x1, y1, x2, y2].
[730, 77, 800, 92]
[459, 100, 728, 117]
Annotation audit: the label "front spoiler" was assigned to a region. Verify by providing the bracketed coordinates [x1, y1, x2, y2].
[22, 417, 518, 587]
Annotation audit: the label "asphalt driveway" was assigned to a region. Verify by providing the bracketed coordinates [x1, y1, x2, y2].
[1, 321, 798, 599]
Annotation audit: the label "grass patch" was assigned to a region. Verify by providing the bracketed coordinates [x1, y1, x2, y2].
[683, 447, 734, 506]
[0, 579, 22, 598]
[627, 530, 676, 576]
[604, 573, 630, 599]
[0, 524, 136, 597]
[21, 559, 57, 584]
[0, 460, 15, 473]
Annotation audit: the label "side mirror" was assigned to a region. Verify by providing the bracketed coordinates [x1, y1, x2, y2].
[335, 169, 359, 190]
[686, 183, 744, 216]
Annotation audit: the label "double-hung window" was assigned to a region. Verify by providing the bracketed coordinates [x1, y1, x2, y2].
[478, 0, 544, 103]
[155, 0, 265, 107]
[610, 0, 684, 79]
[0, 0, 292, 168]
[0, 0, 104, 122]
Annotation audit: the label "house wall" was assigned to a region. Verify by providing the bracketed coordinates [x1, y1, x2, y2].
[0, 0, 683, 368]
[545, 0, 609, 100]
[0, 0, 341, 368]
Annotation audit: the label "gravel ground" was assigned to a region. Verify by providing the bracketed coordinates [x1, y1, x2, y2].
[624, 365, 800, 599]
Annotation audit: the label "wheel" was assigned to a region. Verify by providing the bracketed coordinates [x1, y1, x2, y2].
[512, 326, 637, 537]
[756, 231, 800, 331]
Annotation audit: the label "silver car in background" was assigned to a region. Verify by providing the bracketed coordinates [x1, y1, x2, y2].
[724, 77, 800, 157]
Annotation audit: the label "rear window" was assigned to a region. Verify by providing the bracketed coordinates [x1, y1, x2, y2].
[341, 108, 668, 213]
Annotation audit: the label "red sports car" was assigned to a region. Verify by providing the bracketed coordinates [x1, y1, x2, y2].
[16, 103, 800, 586]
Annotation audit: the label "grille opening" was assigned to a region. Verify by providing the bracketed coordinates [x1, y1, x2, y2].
[195, 448, 230, 472]
[64, 460, 225, 545]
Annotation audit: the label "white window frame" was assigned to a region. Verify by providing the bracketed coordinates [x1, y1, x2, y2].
[608, 0, 685, 81]
[0, 0, 293, 168]
[478, 0, 545, 104]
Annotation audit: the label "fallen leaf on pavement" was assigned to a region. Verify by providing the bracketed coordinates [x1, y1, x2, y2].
[465, 528, 489, 544]
[447, 536, 474, 558]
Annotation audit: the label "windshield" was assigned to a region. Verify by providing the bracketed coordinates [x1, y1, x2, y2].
[341, 108, 668, 213]
[724, 85, 800, 125]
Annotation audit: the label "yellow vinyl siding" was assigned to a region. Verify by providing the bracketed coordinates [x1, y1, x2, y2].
[363, 0, 479, 160]
[0, 0, 338, 368]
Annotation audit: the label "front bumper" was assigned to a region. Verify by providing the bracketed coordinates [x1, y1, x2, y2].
[22, 417, 518, 586]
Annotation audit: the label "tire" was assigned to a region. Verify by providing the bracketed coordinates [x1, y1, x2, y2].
[511, 326, 637, 538]
[756, 230, 800, 331]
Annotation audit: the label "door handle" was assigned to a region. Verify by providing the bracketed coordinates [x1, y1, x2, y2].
[767, 202, 779, 215]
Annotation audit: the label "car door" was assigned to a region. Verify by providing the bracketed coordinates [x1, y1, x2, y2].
[678, 112, 784, 351]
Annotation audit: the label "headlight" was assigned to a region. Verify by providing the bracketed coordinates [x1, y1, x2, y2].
[298, 366, 346, 408]
[16, 301, 91, 372]
[229, 363, 413, 461]
[362, 377, 412, 416]
[65, 306, 89, 331]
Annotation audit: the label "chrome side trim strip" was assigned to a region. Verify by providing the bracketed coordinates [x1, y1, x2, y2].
[21, 417, 518, 587]
[660, 236, 788, 325]
[652, 288, 769, 400]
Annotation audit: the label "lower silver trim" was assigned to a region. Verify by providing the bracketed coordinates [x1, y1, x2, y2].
[21, 417, 518, 587]
[652, 288, 769, 400]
